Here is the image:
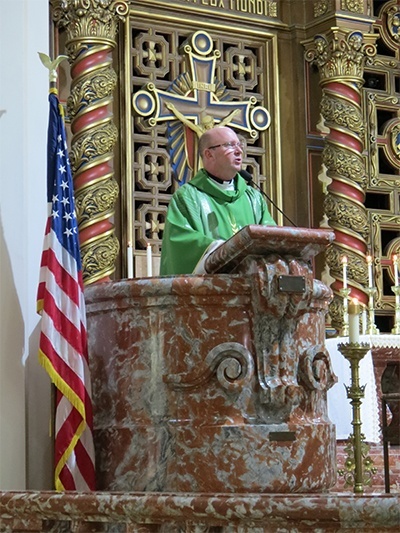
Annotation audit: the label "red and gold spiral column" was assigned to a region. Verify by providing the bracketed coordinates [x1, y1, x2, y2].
[305, 29, 377, 330]
[51, 0, 128, 285]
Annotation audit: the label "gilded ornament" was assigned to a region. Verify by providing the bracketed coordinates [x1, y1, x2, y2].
[324, 195, 369, 240]
[67, 68, 118, 118]
[268, 1, 277, 18]
[320, 94, 364, 135]
[322, 145, 366, 188]
[337, 342, 377, 493]
[329, 294, 345, 330]
[133, 30, 271, 184]
[75, 180, 119, 226]
[69, 123, 119, 171]
[314, 0, 330, 18]
[341, 0, 363, 13]
[391, 123, 400, 161]
[81, 233, 120, 281]
[387, 5, 400, 44]
[51, 0, 128, 44]
[305, 31, 376, 82]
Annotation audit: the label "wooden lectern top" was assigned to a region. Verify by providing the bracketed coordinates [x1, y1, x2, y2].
[205, 225, 335, 274]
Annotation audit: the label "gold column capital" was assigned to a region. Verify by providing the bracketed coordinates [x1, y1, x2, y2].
[304, 29, 377, 85]
[51, 0, 128, 50]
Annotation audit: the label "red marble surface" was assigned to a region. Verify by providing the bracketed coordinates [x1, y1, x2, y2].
[204, 225, 335, 274]
[85, 227, 337, 494]
[1, 490, 399, 532]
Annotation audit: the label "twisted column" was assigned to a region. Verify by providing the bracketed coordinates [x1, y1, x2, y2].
[51, 0, 128, 284]
[305, 30, 377, 330]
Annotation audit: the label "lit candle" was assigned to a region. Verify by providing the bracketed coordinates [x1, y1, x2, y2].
[127, 242, 134, 279]
[348, 298, 360, 344]
[341, 255, 348, 289]
[393, 254, 399, 287]
[366, 255, 373, 287]
[147, 243, 152, 277]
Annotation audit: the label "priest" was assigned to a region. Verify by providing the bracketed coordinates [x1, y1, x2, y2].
[160, 126, 276, 275]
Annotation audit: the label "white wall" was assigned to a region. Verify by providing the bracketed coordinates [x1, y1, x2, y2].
[0, 0, 52, 489]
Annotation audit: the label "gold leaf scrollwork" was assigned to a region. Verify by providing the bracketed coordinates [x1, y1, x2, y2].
[75, 179, 119, 227]
[67, 68, 118, 118]
[341, 0, 363, 13]
[329, 294, 344, 330]
[324, 195, 369, 240]
[322, 145, 367, 189]
[81, 233, 120, 283]
[69, 123, 118, 172]
[320, 94, 364, 135]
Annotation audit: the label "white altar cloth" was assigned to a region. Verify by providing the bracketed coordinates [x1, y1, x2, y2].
[325, 335, 399, 443]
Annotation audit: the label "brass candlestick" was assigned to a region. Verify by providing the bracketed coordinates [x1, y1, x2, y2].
[337, 342, 376, 494]
[391, 286, 400, 334]
[366, 287, 379, 335]
[339, 287, 351, 337]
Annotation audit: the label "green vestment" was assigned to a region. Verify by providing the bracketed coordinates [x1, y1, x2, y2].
[160, 169, 276, 275]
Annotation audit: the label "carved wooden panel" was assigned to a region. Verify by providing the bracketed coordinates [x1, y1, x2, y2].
[122, 15, 278, 276]
[363, 0, 400, 331]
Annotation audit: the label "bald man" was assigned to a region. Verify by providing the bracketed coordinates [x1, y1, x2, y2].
[160, 126, 275, 275]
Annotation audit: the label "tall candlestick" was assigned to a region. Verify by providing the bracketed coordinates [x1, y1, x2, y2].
[366, 255, 373, 287]
[147, 243, 152, 277]
[127, 242, 134, 279]
[393, 255, 399, 287]
[342, 255, 348, 288]
[348, 298, 360, 344]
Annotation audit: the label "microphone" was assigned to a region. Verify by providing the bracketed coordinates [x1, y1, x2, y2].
[240, 169, 298, 227]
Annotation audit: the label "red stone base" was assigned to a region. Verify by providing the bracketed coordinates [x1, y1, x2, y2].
[1, 442, 399, 531]
[1, 490, 399, 532]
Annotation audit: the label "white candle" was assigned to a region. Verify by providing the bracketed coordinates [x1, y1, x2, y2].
[147, 243, 152, 277]
[348, 298, 360, 344]
[341, 255, 348, 289]
[394, 255, 399, 287]
[367, 255, 373, 287]
[362, 306, 367, 335]
[127, 242, 134, 279]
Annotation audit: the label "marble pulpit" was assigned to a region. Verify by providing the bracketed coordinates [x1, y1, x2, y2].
[85, 225, 337, 493]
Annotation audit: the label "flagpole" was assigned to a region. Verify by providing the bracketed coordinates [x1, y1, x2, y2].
[37, 53, 96, 491]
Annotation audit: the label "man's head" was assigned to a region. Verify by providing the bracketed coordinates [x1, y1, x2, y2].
[198, 126, 244, 181]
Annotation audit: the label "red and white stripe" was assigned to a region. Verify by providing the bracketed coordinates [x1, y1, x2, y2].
[37, 224, 95, 491]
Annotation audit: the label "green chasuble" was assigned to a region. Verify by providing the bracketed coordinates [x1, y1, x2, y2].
[160, 169, 276, 275]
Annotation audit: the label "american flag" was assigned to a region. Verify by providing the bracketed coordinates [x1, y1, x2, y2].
[36, 90, 96, 491]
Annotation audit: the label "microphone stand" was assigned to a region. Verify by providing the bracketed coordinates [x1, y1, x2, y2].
[240, 169, 298, 228]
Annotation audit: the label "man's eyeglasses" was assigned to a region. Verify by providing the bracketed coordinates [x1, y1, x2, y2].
[207, 141, 245, 151]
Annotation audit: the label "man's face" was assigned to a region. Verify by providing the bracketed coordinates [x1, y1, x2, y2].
[203, 128, 243, 181]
